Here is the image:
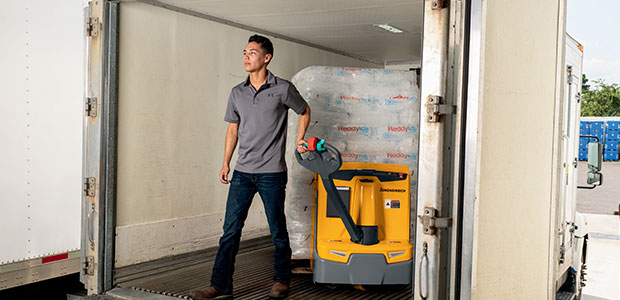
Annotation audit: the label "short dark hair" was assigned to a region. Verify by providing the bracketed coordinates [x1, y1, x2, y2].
[248, 34, 274, 57]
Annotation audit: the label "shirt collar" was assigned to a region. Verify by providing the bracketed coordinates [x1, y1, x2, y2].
[244, 69, 277, 87]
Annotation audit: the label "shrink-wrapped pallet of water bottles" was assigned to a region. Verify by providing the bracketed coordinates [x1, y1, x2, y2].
[284, 66, 420, 259]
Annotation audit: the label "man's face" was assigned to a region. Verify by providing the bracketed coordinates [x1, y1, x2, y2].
[243, 42, 271, 72]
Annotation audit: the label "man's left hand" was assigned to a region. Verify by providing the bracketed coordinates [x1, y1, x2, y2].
[296, 139, 308, 153]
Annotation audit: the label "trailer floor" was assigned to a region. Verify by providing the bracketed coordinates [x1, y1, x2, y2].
[114, 237, 412, 300]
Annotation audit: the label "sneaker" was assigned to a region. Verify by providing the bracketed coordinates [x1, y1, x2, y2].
[189, 286, 232, 300]
[268, 282, 290, 299]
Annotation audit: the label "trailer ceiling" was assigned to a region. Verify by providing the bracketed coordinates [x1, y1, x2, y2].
[144, 0, 423, 65]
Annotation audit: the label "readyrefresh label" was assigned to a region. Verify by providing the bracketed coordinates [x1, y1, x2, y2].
[385, 95, 415, 106]
[382, 126, 418, 140]
[341, 153, 370, 161]
[331, 126, 370, 138]
[337, 126, 370, 133]
[386, 153, 417, 162]
[387, 126, 417, 133]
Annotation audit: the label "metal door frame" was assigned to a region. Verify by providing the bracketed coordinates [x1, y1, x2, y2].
[454, 0, 486, 299]
[81, 0, 119, 295]
[547, 1, 569, 298]
[79, 0, 490, 297]
[414, 0, 465, 299]
[413, 0, 488, 299]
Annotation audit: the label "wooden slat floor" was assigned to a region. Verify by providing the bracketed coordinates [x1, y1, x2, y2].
[114, 237, 412, 300]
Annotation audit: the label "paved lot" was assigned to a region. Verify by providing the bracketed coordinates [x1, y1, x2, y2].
[580, 213, 620, 300]
[577, 161, 620, 215]
[577, 162, 620, 300]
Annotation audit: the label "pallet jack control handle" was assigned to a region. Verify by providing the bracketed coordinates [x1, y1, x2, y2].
[295, 139, 342, 176]
[295, 138, 378, 245]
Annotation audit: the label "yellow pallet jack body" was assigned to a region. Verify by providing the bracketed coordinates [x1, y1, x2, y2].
[311, 162, 413, 284]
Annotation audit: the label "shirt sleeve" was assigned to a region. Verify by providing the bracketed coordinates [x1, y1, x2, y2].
[223, 91, 240, 123]
[282, 84, 308, 115]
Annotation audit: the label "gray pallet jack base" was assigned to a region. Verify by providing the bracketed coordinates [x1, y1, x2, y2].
[312, 250, 412, 285]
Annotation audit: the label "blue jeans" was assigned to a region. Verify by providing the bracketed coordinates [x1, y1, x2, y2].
[210, 170, 292, 294]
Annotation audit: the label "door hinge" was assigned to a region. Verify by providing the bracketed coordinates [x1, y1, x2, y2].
[573, 158, 578, 168]
[418, 207, 452, 235]
[85, 97, 97, 117]
[86, 17, 100, 37]
[427, 95, 456, 123]
[84, 177, 96, 197]
[567, 65, 574, 84]
[559, 244, 566, 264]
[83, 256, 94, 276]
[431, 0, 448, 10]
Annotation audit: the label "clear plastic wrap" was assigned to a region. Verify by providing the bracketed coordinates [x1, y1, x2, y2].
[285, 66, 420, 259]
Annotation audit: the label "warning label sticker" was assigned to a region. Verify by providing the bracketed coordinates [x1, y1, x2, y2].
[384, 199, 401, 209]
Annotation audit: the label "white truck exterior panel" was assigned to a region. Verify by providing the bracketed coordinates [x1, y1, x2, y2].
[0, 0, 87, 289]
[471, 0, 567, 298]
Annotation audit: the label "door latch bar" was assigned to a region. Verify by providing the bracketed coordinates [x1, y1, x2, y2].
[427, 95, 456, 123]
[419, 207, 452, 235]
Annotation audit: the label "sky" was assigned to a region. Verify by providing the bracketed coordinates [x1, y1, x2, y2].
[567, 0, 620, 84]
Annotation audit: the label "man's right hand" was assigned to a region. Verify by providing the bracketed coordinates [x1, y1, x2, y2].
[220, 165, 230, 184]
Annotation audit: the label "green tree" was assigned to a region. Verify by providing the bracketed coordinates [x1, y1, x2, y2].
[582, 74, 590, 91]
[580, 74, 620, 116]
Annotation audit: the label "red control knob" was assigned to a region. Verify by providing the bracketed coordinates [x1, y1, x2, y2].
[308, 137, 319, 151]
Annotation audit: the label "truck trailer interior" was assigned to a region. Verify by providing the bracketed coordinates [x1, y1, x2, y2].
[83, 0, 432, 299]
[80, 0, 577, 299]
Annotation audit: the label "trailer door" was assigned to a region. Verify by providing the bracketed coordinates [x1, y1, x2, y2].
[0, 0, 85, 290]
[556, 35, 584, 271]
[80, 0, 119, 294]
[414, 0, 486, 299]
[415, 0, 452, 299]
[414, 1, 453, 298]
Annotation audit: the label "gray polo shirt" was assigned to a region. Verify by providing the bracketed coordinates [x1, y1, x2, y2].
[224, 70, 308, 173]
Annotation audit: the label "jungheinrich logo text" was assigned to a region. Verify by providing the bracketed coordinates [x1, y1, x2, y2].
[380, 187, 406, 193]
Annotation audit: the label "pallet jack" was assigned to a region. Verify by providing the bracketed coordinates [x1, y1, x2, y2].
[296, 137, 413, 285]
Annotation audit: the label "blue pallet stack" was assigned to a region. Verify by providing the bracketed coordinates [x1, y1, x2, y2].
[604, 121, 620, 161]
[578, 149, 588, 161]
[578, 121, 589, 161]
[604, 145, 618, 161]
[579, 120, 589, 133]
[590, 121, 605, 143]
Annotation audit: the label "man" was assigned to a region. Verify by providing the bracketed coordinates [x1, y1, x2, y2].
[190, 34, 310, 300]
